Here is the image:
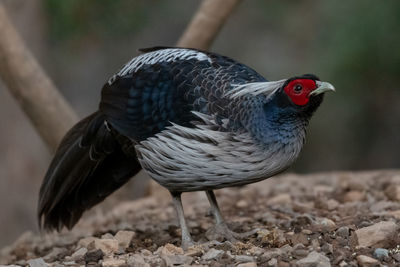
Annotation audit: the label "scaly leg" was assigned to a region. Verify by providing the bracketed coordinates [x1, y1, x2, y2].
[171, 192, 194, 249]
[205, 190, 258, 242]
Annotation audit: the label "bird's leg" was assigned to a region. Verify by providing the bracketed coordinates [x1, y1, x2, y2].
[205, 190, 238, 242]
[171, 192, 195, 250]
[205, 190, 259, 242]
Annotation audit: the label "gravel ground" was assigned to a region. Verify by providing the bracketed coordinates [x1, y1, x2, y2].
[1, 170, 400, 266]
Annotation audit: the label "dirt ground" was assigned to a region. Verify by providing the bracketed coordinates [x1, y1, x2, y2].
[1, 170, 400, 266]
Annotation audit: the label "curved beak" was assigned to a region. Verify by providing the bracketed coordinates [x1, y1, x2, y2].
[310, 81, 335, 96]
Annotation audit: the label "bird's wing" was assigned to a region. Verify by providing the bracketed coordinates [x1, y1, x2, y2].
[99, 47, 266, 141]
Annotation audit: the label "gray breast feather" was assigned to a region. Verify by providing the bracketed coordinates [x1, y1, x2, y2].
[135, 115, 305, 192]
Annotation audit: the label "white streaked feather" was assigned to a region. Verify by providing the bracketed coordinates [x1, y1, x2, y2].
[225, 79, 287, 99]
[108, 48, 212, 84]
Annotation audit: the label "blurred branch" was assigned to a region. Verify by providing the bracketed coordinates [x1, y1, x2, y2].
[176, 0, 242, 49]
[0, 3, 78, 152]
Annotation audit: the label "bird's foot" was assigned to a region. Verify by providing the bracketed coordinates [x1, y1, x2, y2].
[181, 236, 196, 251]
[205, 222, 259, 243]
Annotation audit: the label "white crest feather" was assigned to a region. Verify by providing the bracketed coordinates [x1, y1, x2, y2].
[225, 79, 287, 99]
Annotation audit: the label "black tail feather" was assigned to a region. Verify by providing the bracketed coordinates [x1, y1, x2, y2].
[38, 112, 141, 231]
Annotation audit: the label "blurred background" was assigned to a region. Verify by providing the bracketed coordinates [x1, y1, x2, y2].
[1, 0, 399, 249]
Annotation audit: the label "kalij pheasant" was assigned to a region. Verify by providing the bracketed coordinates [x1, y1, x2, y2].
[38, 47, 334, 248]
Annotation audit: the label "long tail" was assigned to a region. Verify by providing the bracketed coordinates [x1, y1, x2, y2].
[38, 111, 141, 231]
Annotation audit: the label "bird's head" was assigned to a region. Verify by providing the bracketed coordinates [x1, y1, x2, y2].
[278, 74, 335, 117]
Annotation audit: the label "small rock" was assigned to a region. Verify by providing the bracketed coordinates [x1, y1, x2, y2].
[302, 229, 312, 235]
[385, 185, 400, 201]
[267, 258, 278, 267]
[336, 226, 350, 239]
[355, 221, 399, 247]
[268, 193, 292, 205]
[339, 261, 348, 267]
[313, 185, 334, 195]
[235, 255, 254, 263]
[27, 258, 47, 267]
[114, 230, 136, 249]
[185, 246, 204, 257]
[84, 249, 104, 263]
[43, 247, 68, 262]
[164, 243, 183, 254]
[94, 238, 119, 255]
[127, 254, 150, 267]
[392, 253, 400, 262]
[236, 199, 248, 208]
[292, 248, 308, 259]
[373, 248, 389, 260]
[237, 263, 257, 267]
[293, 201, 314, 212]
[71, 247, 88, 261]
[343, 191, 365, 202]
[388, 210, 400, 219]
[260, 248, 282, 261]
[356, 255, 380, 267]
[162, 254, 193, 266]
[326, 199, 339, 210]
[101, 233, 114, 239]
[78, 237, 96, 249]
[102, 258, 126, 267]
[314, 218, 336, 232]
[247, 246, 264, 256]
[296, 251, 331, 267]
[62, 261, 76, 266]
[202, 248, 224, 261]
[321, 243, 333, 254]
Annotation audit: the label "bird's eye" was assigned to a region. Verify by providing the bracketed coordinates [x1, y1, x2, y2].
[293, 84, 303, 93]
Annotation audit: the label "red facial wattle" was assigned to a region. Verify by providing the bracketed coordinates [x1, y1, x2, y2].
[283, 79, 317, 106]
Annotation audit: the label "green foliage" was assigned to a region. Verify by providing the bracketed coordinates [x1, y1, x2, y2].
[44, 0, 153, 42]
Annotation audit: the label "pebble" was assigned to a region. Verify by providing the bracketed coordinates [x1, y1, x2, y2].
[356, 255, 380, 267]
[326, 199, 339, 210]
[385, 185, 400, 201]
[373, 248, 389, 260]
[201, 248, 224, 261]
[43, 247, 68, 262]
[84, 249, 104, 263]
[314, 218, 336, 232]
[71, 247, 88, 261]
[102, 258, 126, 267]
[296, 251, 331, 267]
[78, 236, 96, 249]
[237, 263, 257, 267]
[114, 230, 136, 249]
[94, 238, 119, 255]
[185, 246, 204, 257]
[336, 226, 350, 239]
[235, 255, 254, 263]
[127, 254, 150, 267]
[260, 248, 282, 261]
[355, 221, 399, 247]
[388, 210, 400, 219]
[236, 199, 248, 208]
[393, 253, 400, 262]
[321, 243, 333, 254]
[27, 258, 47, 267]
[343, 191, 365, 202]
[101, 233, 114, 239]
[268, 193, 292, 205]
[267, 258, 278, 266]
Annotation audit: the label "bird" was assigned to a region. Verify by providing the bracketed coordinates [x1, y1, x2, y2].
[38, 46, 335, 249]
